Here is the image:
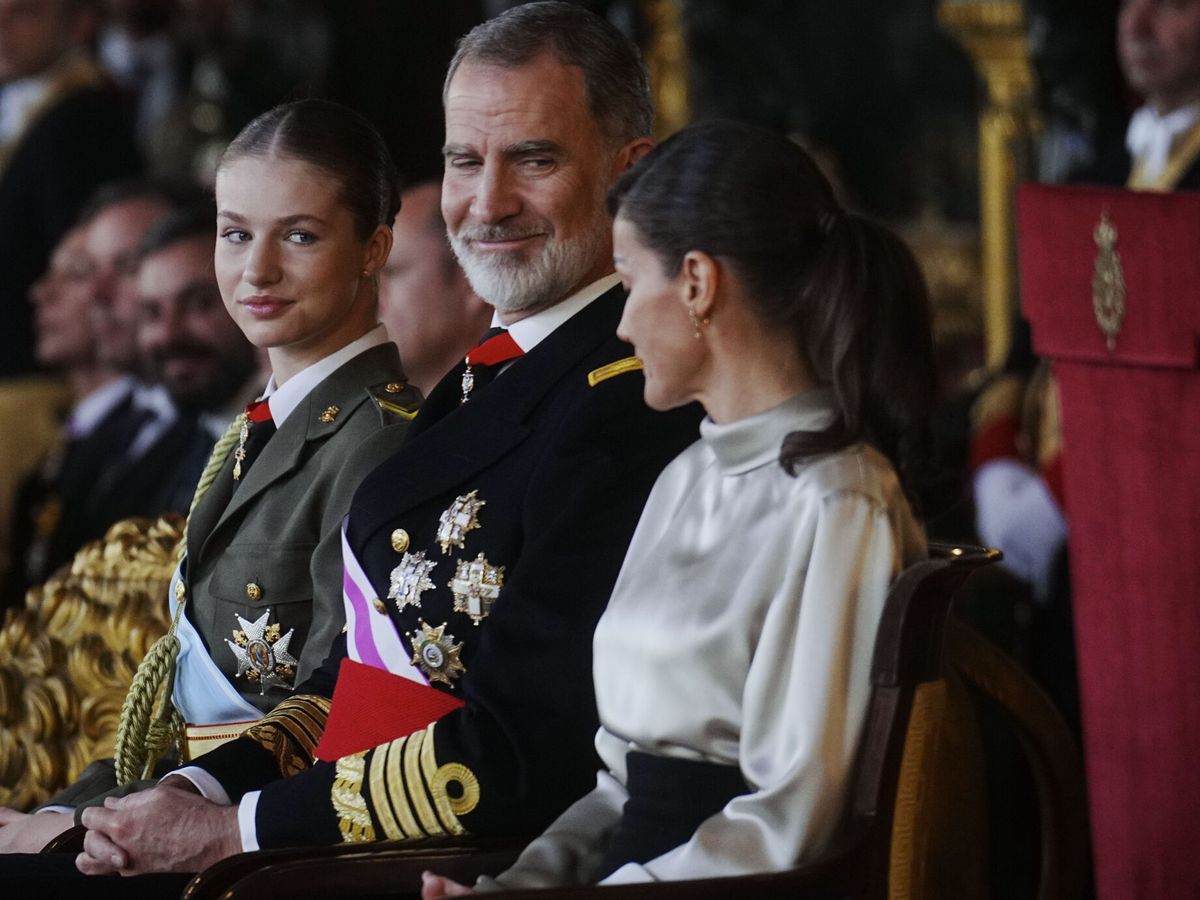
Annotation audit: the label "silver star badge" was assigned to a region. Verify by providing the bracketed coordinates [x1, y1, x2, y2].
[436, 490, 485, 555]
[388, 551, 438, 612]
[225, 610, 299, 693]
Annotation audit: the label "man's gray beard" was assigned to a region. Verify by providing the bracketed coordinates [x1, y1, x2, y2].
[449, 216, 610, 315]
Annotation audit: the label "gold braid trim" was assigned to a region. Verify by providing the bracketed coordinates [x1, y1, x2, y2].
[242, 695, 332, 776]
[360, 722, 476, 842]
[333, 751, 376, 843]
[113, 415, 244, 784]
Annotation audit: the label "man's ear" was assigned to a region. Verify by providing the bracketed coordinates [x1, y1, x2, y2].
[679, 250, 719, 320]
[612, 137, 655, 176]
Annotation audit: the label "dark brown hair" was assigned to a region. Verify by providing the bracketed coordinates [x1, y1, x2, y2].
[608, 120, 935, 493]
[444, 0, 652, 146]
[218, 99, 401, 240]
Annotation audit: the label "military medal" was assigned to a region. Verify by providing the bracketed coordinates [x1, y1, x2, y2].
[388, 551, 438, 612]
[460, 365, 476, 404]
[225, 610, 299, 693]
[437, 490, 485, 554]
[449, 553, 505, 625]
[232, 413, 251, 480]
[407, 619, 466, 687]
[460, 329, 523, 403]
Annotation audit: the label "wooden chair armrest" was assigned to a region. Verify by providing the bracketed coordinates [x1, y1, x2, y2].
[182, 837, 525, 900]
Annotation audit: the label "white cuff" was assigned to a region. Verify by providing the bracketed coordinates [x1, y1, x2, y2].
[163, 767, 231, 806]
[599, 862, 655, 885]
[238, 792, 261, 852]
[35, 806, 73, 815]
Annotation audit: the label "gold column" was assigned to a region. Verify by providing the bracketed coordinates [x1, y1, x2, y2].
[939, 1, 1037, 368]
[642, 0, 690, 139]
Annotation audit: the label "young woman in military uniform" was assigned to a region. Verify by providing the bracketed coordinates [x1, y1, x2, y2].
[0, 98, 422, 856]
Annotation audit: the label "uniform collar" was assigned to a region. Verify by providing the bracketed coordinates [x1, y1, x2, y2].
[497, 273, 621, 354]
[259, 325, 389, 427]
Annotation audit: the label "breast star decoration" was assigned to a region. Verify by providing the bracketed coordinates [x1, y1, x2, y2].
[225, 610, 299, 693]
[407, 619, 466, 687]
[388, 550, 438, 613]
[437, 490, 485, 555]
[449, 553, 505, 625]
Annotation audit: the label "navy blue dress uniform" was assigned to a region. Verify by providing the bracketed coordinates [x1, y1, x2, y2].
[191, 284, 703, 847]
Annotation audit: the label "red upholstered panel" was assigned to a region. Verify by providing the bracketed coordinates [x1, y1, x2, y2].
[1018, 183, 1200, 369]
[1018, 183, 1200, 899]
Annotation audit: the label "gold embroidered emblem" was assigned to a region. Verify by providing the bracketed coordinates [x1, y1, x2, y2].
[388, 551, 438, 612]
[436, 490, 485, 555]
[449, 553, 505, 625]
[319, 405, 340, 423]
[385, 382, 404, 393]
[225, 610, 299, 693]
[1092, 209, 1126, 351]
[407, 619, 466, 687]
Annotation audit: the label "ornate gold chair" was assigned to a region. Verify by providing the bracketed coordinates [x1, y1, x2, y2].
[0, 516, 181, 810]
[186, 543, 1087, 900]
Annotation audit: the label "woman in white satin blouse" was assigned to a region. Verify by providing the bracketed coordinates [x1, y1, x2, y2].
[424, 120, 935, 896]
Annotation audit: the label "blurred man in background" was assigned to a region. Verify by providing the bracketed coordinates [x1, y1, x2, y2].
[378, 180, 491, 395]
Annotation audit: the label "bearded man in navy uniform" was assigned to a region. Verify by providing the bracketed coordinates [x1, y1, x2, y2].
[62, 3, 702, 884]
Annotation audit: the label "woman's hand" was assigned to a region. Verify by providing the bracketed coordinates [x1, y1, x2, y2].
[421, 870, 476, 899]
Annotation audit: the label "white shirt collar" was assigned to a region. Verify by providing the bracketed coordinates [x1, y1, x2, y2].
[498, 273, 621, 354]
[0, 73, 51, 142]
[1126, 100, 1200, 181]
[66, 375, 136, 439]
[258, 325, 389, 427]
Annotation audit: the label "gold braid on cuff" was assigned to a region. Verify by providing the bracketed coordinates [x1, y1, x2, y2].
[242, 694, 332, 776]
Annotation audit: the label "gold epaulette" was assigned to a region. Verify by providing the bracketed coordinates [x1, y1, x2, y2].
[370, 381, 420, 421]
[587, 356, 643, 387]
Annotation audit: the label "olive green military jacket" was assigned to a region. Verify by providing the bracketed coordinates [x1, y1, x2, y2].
[45, 341, 420, 811]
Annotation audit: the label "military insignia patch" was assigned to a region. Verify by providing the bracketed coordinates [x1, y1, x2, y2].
[449, 553, 505, 625]
[437, 490, 485, 555]
[388, 551, 438, 612]
[225, 610, 299, 693]
[408, 619, 466, 687]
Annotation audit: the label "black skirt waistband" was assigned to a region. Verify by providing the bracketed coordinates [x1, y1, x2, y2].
[597, 750, 749, 879]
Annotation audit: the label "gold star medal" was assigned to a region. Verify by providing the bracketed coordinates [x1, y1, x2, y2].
[388, 550, 438, 613]
[407, 619, 466, 687]
[449, 553, 505, 625]
[225, 610, 299, 693]
[437, 490, 485, 555]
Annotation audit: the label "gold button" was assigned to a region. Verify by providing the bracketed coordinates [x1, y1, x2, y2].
[385, 382, 404, 394]
[373, 597, 387, 614]
[174, 581, 186, 601]
[246, 582, 263, 601]
[318, 405, 340, 423]
[390, 528, 410, 553]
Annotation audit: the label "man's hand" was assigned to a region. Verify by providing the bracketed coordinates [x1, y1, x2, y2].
[76, 785, 241, 876]
[0, 808, 74, 853]
[421, 870, 476, 899]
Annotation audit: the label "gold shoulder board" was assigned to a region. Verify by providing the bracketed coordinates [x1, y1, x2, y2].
[587, 356, 643, 387]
